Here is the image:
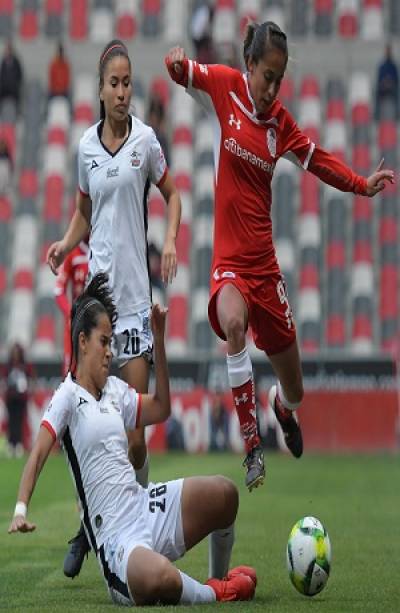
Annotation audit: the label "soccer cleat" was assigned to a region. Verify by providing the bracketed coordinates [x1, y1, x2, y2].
[243, 445, 265, 491]
[63, 523, 90, 578]
[206, 571, 255, 601]
[227, 565, 257, 587]
[269, 385, 303, 458]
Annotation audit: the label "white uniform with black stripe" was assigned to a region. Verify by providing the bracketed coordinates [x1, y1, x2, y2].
[41, 374, 185, 605]
[78, 116, 167, 364]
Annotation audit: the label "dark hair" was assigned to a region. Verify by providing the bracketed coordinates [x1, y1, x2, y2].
[98, 39, 131, 120]
[70, 272, 118, 372]
[243, 21, 288, 69]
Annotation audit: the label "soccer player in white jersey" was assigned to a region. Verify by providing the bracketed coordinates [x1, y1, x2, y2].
[165, 23, 395, 491]
[9, 273, 256, 606]
[47, 39, 182, 576]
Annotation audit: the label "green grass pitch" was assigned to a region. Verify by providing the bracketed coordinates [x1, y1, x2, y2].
[1, 451, 399, 612]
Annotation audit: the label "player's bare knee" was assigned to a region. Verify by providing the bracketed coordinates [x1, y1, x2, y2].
[214, 476, 238, 525]
[224, 315, 246, 345]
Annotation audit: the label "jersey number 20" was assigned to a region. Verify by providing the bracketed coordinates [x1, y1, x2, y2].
[122, 328, 140, 355]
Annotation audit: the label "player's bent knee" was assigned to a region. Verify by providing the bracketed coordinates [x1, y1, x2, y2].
[224, 316, 246, 343]
[129, 556, 181, 605]
[213, 476, 238, 524]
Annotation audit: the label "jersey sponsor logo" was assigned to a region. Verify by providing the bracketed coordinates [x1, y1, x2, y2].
[107, 166, 119, 178]
[228, 113, 241, 130]
[197, 62, 208, 75]
[276, 278, 294, 330]
[90, 160, 99, 169]
[130, 150, 141, 168]
[224, 137, 275, 175]
[213, 268, 236, 281]
[266, 128, 277, 158]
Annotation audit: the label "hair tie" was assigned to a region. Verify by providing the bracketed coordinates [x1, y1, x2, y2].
[101, 44, 125, 65]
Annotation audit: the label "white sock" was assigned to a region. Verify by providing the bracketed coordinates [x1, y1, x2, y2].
[277, 381, 301, 411]
[208, 523, 235, 579]
[226, 347, 252, 388]
[135, 455, 149, 488]
[179, 571, 216, 604]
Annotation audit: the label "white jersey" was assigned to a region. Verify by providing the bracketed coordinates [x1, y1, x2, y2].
[41, 373, 148, 549]
[78, 115, 167, 317]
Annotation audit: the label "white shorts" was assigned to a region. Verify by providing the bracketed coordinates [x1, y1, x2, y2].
[98, 479, 185, 606]
[112, 309, 153, 368]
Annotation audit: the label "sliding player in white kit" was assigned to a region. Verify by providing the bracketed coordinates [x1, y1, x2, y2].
[9, 273, 256, 606]
[47, 40, 181, 577]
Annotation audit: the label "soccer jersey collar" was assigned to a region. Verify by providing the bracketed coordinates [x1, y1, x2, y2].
[97, 114, 133, 158]
[238, 72, 280, 125]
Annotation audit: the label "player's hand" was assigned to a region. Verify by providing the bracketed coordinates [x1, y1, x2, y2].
[8, 515, 36, 534]
[365, 159, 395, 197]
[165, 46, 186, 76]
[161, 237, 177, 285]
[151, 304, 168, 340]
[47, 240, 68, 274]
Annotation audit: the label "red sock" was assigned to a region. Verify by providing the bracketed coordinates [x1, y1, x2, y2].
[231, 379, 260, 453]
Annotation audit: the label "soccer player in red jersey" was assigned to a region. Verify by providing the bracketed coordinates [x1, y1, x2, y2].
[165, 22, 395, 491]
[54, 238, 89, 376]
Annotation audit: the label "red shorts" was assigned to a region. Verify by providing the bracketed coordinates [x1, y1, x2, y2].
[208, 270, 296, 355]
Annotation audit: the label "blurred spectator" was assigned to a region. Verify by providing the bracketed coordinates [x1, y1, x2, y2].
[375, 43, 399, 120]
[0, 136, 13, 194]
[148, 241, 163, 292]
[0, 40, 23, 115]
[209, 390, 229, 451]
[190, 0, 216, 64]
[146, 94, 170, 164]
[4, 342, 32, 457]
[218, 42, 241, 69]
[48, 42, 71, 101]
[166, 415, 185, 450]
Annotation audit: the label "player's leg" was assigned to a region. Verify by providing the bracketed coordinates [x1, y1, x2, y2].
[267, 339, 304, 458]
[214, 283, 264, 491]
[120, 355, 150, 487]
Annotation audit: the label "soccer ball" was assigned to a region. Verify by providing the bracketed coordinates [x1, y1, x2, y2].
[286, 516, 331, 597]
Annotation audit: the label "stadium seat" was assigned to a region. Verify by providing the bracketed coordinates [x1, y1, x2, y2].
[44, 0, 64, 38]
[0, 0, 13, 37]
[314, 0, 334, 37]
[238, 0, 260, 36]
[90, 5, 113, 43]
[142, 0, 161, 37]
[164, 0, 187, 43]
[115, 0, 138, 40]
[212, 0, 236, 45]
[69, 0, 88, 40]
[19, 0, 39, 40]
[337, 0, 358, 38]
[289, 0, 308, 37]
[388, 0, 400, 35]
[360, 0, 383, 40]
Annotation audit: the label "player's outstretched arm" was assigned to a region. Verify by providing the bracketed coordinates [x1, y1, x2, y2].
[47, 191, 92, 274]
[158, 173, 181, 284]
[140, 305, 171, 426]
[165, 46, 189, 85]
[8, 426, 55, 534]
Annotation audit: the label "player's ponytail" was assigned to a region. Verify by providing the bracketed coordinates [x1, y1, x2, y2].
[243, 21, 288, 69]
[69, 272, 118, 373]
[98, 39, 131, 120]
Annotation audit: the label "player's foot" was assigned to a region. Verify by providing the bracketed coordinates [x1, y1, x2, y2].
[269, 385, 303, 458]
[227, 565, 257, 587]
[63, 523, 90, 578]
[243, 444, 265, 491]
[206, 571, 255, 601]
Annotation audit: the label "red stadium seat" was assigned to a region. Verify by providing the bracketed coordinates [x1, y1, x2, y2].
[299, 264, 319, 289]
[300, 173, 319, 213]
[0, 264, 6, 294]
[338, 5, 358, 38]
[326, 241, 345, 268]
[143, 0, 161, 16]
[150, 76, 170, 108]
[116, 13, 137, 40]
[14, 269, 33, 290]
[19, 9, 38, 39]
[148, 194, 164, 217]
[47, 126, 67, 146]
[0, 123, 15, 161]
[352, 144, 370, 172]
[279, 77, 295, 109]
[352, 314, 372, 340]
[19, 169, 38, 198]
[176, 222, 190, 266]
[353, 195, 372, 221]
[0, 0, 13, 12]
[351, 103, 370, 124]
[379, 217, 397, 244]
[46, 0, 63, 14]
[0, 195, 12, 221]
[167, 294, 188, 341]
[326, 314, 345, 345]
[172, 126, 192, 146]
[174, 172, 192, 192]
[379, 265, 398, 317]
[36, 314, 56, 343]
[326, 99, 346, 120]
[69, 0, 87, 40]
[74, 104, 94, 123]
[378, 120, 397, 149]
[43, 176, 64, 222]
[299, 75, 320, 98]
[353, 240, 373, 263]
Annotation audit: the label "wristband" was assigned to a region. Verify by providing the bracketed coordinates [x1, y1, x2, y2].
[14, 501, 27, 518]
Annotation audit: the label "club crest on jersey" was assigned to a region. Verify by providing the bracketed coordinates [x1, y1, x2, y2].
[228, 113, 241, 130]
[130, 150, 141, 167]
[266, 128, 277, 158]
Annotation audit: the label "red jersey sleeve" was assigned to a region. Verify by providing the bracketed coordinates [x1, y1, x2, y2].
[308, 146, 368, 195]
[54, 255, 72, 317]
[280, 109, 315, 169]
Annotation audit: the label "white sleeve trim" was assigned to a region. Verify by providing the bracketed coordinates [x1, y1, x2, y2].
[283, 141, 315, 170]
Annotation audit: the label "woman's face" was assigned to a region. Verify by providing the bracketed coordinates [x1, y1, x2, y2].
[79, 313, 113, 392]
[247, 46, 287, 115]
[100, 55, 132, 122]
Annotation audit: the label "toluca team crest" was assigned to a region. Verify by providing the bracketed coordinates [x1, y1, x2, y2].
[266, 128, 277, 158]
[131, 151, 140, 167]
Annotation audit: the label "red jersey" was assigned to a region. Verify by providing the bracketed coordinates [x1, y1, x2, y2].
[54, 242, 89, 317]
[166, 59, 368, 278]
